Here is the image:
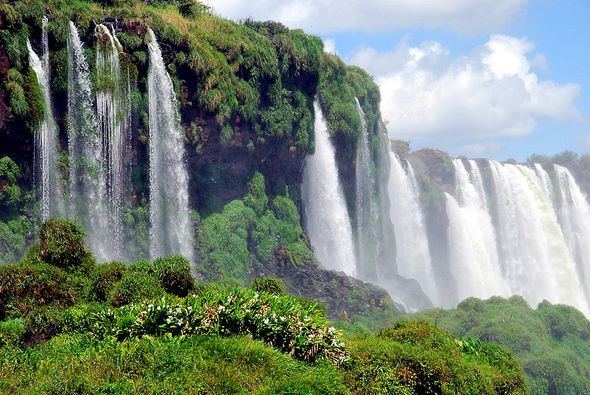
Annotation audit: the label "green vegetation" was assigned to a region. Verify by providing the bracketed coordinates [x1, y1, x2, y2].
[0, 334, 348, 394]
[409, 296, 590, 394]
[0, 219, 527, 393]
[344, 321, 526, 394]
[0, 157, 35, 264]
[197, 172, 313, 281]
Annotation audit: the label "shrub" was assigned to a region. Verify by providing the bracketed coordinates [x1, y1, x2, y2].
[0, 262, 75, 320]
[23, 303, 105, 344]
[251, 275, 285, 295]
[0, 318, 24, 347]
[87, 289, 349, 364]
[345, 322, 527, 395]
[37, 219, 94, 271]
[244, 172, 268, 216]
[90, 262, 127, 302]
[152, 256, 195, 297]
[108, 270, 164, 307]
[537, 301, 590, 340]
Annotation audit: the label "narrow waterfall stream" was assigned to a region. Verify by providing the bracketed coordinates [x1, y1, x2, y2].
[28, 17, 65, 220]
[302, 101, 356, 276]
[147, 29, 194, 263]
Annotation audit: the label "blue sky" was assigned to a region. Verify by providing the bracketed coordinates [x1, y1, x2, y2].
[204, 0, 590, 160]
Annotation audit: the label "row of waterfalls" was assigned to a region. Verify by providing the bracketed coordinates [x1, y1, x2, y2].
[28, 20, 192, 263]
[302, 97, 590, 316]
[28, 19, 590, 316]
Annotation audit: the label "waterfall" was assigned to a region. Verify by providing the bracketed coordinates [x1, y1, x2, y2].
[67, 21, 111, 261]
[446, 159, 507, 304]
[554, 164, 590, 303]
[388, 152, 437, 302]
[354, 98, 379, 279]
[488, 161, 588, 314]
[96, 24, 127, 259]
[302, 101, 356, 276]
[147, 29, 194, 263]
[28, 17, 64, 220]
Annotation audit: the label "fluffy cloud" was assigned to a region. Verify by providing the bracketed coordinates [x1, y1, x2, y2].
[322, 38, 337, 55]
[351, 35, 581, 154]
[202, 0, 527, 34]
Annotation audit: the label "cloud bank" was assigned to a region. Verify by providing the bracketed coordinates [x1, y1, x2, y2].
[351, 35, 581, 155]
[202, 0, 528, 34]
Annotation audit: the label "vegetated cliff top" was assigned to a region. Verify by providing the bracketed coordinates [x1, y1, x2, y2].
[0, 0, 381, 155]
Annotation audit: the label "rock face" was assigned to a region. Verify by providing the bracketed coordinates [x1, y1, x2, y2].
[251, 253, 398, 320]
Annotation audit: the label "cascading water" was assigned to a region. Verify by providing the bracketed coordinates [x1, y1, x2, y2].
[28, 17, 64, 220]
[302, 101, 356, 276]
[147, 29, 194, 263]
[388, 152, 437, 302]
[554, 164, 590, 302]
[96, 24, 127, 259]
[67, 21, 111, 261]
[445, 159, 507, 304]
[488, 161, 588, 314]
[354, 98, 379, 279]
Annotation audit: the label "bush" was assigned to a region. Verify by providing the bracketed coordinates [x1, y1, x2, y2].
[0, 262, 74, 320]
[90, 262, 127, 302]
[22, 303, 106, 345]
[251, 275, 285, 295]
[37, 220, 94, 271]
[87, 289, 349, 364]
[152, 256, 195, 297]
[537, 301, 590, 340]
[345, 321, 527, 395]
[0, 318, 24, 347]
[108, 270, 164, 307]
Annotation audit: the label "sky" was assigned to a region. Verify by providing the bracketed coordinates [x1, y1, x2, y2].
[202, 0, 590, 160]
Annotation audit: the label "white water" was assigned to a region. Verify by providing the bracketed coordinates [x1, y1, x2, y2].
[354, 98, 379, 279]
[147, 29, 194, 263]
[302, 101, 356, 276]
[554, 164, 590, 303]
[67, 21, 111, 261]
[28, 17, 64, 220]
[388, 153, 437, 302]
[488, 161, 588, 314]
[96, 24, 127, 259]
[446, 159, 507, 303]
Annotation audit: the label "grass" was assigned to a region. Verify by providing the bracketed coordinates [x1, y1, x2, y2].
[0, 334, 348, 394]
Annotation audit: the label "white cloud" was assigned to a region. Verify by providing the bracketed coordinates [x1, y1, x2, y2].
[202, 0, 528, 34]
[351, 35, 581, 155]
[323, 38, 337, 55]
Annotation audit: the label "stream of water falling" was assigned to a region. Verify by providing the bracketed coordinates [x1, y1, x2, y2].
[147, 29, 194, 263]
[96, 24, 127, 259]
[554, 164, 590, 303]
[445, 159, 507, 303]
[354, 98, 379, 279]
[28, 17, 64, 220]
[388, 152, 438, 302]
[67, 21, 111, 261]
[487, 161, 588, 314]
[302, 101, 356, 276]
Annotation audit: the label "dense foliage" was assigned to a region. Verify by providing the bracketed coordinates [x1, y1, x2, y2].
[410, 296, 590, 394]
[197, 172, 313, 281]
[0, 220, 528, 393]
[344, 321, 526, 394]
